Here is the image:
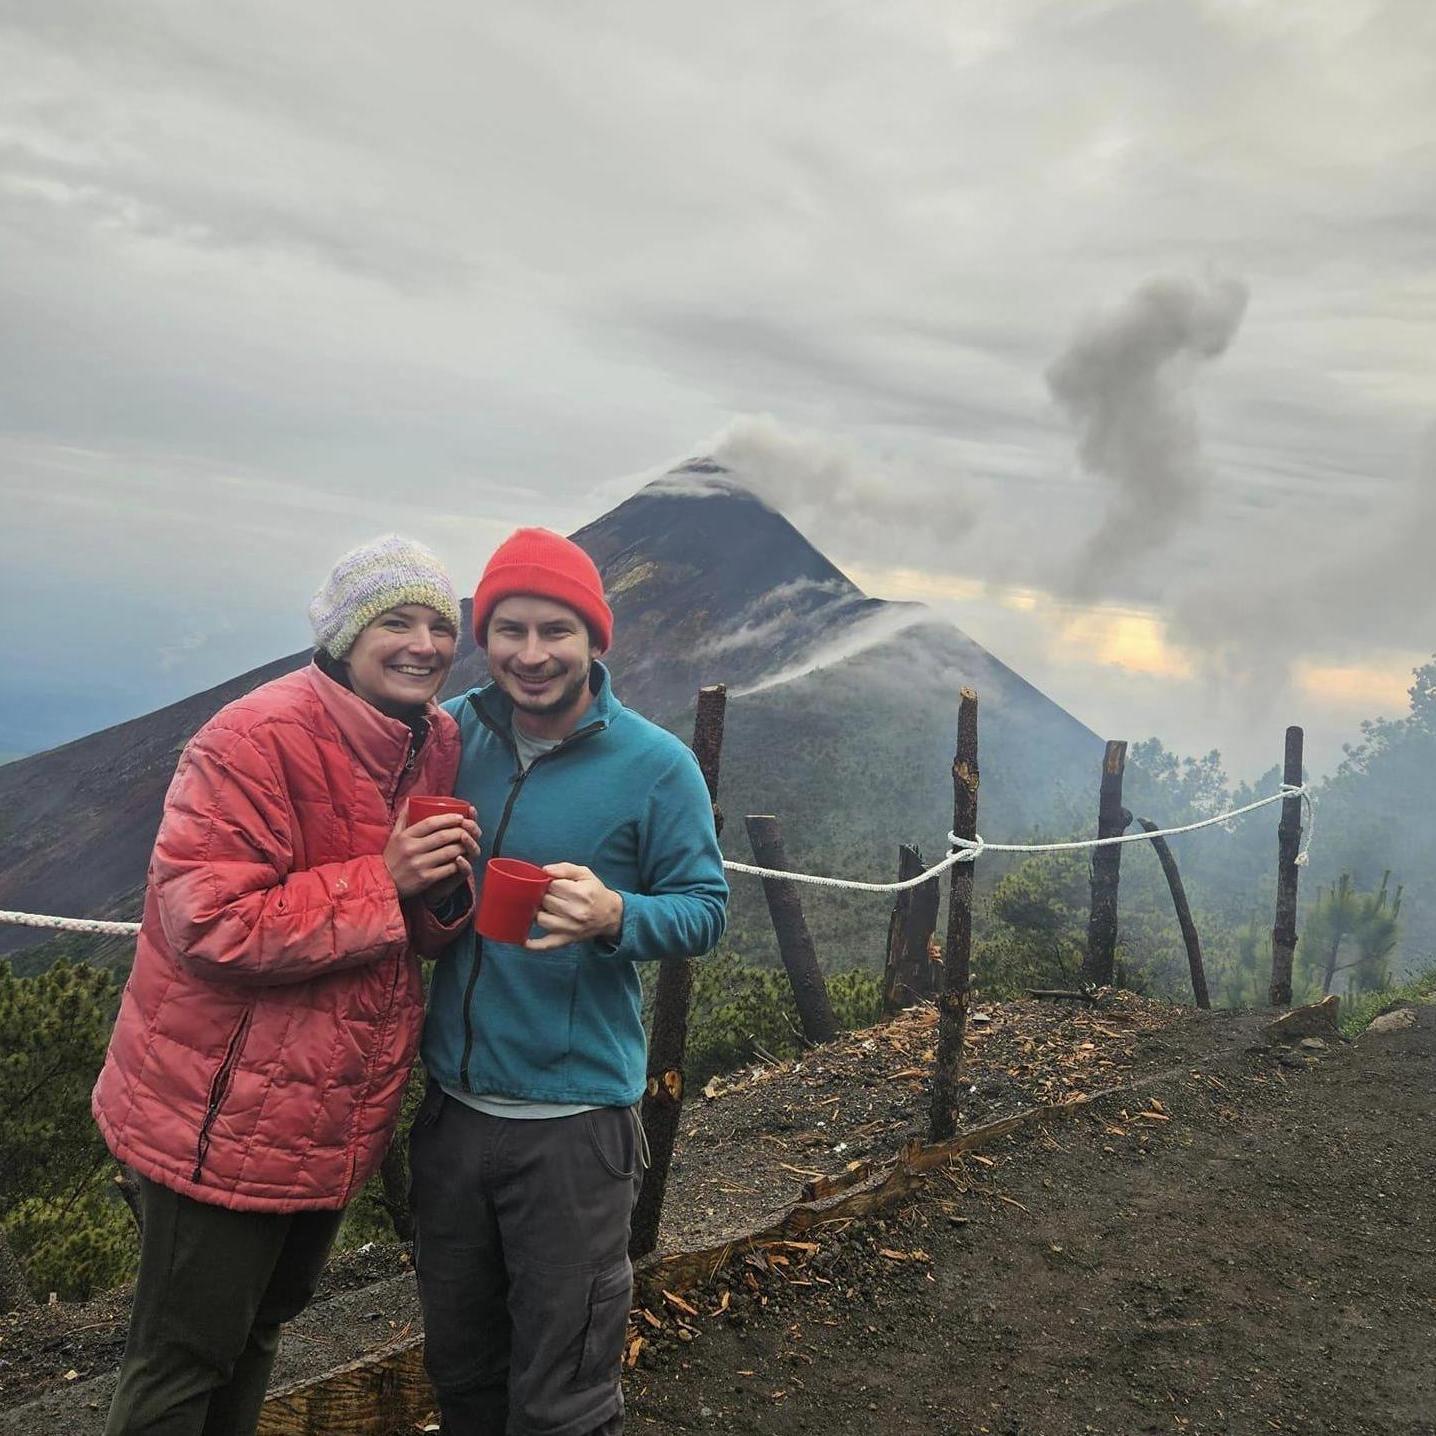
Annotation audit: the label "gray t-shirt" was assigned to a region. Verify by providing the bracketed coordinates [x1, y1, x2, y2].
[511, 723, 560, 772]
[446, 719, 597, 1120]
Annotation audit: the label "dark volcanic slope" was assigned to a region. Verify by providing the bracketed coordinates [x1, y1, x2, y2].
[0, 651, 309, 957]
[0, 462, 1100, 963]
[439, 462, 892, 719]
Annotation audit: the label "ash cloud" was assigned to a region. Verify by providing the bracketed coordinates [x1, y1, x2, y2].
[1046, 274, 1249, 595]
[698, 413, 978, 566]
[1170, 424, 1436, 682]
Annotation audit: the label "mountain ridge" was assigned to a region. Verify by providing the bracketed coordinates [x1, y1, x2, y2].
[0, 463, 1100, 963]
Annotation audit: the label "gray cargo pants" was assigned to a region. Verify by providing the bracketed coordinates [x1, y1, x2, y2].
[409, 1087, 644, 1436]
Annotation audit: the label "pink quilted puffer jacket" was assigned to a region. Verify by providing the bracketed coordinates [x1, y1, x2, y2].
[93, 663, 467, 1212]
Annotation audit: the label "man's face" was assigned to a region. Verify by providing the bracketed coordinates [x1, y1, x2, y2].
[486, 594, 601, 737]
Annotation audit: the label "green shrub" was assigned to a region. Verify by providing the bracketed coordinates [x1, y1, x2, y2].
[676, 948, 882, 1085]
[1339, 967, 1436, 1038]
[338, 1067, 427, 1249]
[826, 968, 882, 1031]
[0, 958, 119, 1213]
[3, 1182, 136, 1302]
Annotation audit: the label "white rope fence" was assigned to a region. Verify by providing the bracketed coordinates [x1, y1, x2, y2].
[722, 784, 1314, 893]
[0, 785, 1314, 933]
[0, 911, 142, 936]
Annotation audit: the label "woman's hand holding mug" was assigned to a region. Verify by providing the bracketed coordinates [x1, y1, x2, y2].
[384, 802, 480, 899]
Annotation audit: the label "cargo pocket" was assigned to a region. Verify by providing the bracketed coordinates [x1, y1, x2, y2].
[575, 1258, 632, 1386]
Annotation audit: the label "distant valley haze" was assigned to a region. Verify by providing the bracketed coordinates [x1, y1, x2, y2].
[2, 426, 1424, 784]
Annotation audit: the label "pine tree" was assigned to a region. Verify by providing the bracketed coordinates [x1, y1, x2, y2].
[0, 958, 136, 1301]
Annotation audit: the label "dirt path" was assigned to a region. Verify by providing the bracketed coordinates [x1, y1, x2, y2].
[0, 993, 1197, 1418]
[626, 1008, 1436, 1436]
[4, 1000, 1432, 1435]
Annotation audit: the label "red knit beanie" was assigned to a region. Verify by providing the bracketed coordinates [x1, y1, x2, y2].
[472, 528, 614, 650]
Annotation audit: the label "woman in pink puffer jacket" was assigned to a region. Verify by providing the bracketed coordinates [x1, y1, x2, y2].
[92, 535, 479, 1436]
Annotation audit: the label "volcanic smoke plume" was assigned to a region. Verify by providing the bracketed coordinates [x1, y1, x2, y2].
[1046, 273, 1249, 594]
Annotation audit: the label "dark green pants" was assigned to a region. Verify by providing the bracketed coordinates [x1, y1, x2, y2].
[103, 1176, 343, 1436]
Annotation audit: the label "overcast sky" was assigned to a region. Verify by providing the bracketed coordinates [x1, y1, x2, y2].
[2, 0, 1432, 781]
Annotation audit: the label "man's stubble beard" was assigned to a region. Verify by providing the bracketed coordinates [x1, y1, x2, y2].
[507, 661, 591, 719]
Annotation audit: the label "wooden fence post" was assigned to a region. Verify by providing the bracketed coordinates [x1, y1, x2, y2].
[882, 845, 941, 1014]
[929, 688, 978, 1143]
[0, 1226, 33, 1314]
[1268, 725, 1304, 1007]
[744, 815, 839, 1045]
[1082, 740, 1130, 987]
[631, 684, 727, 1259]
[1137, 818, 1210, 1009]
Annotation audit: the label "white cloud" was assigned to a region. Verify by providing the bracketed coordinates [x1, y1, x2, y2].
[729, 605, 929, 699]
[0, 0, 1432, 770]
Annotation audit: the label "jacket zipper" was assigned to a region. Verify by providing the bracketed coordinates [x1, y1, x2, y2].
[454, 703, 604, 1092]
[387, 722, 425, 810]
[350, 718, 428, 1193]
[191, 1008, 254, 1182]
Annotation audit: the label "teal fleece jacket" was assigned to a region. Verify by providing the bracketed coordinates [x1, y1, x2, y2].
[420, 663, 729, 1106]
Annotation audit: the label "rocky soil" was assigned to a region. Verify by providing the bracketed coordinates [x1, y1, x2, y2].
[4, 994, 1433, 1436]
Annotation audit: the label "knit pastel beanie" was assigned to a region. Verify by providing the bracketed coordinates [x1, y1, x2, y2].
[308, 535, 460, 659]
[472, 528, 614, 650]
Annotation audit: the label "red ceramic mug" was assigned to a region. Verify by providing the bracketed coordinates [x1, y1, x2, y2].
[476, 857, 553, 943]
[405, 795, 473, 827]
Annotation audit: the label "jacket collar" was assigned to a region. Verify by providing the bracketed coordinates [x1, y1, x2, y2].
[302, 661, 438, 788]
[470, 659, 620, 739]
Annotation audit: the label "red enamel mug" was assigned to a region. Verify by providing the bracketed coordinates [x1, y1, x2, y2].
[476, 857, 553, 943]
[405, 795, 473, 827]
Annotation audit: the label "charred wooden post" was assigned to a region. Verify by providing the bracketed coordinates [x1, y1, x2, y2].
[0, 1226, 34, 1314]
[1137, 818, 1210, 1009]
[881, 843, 941, 1014]
[1268, 725, 1305, 1008]
[929, 688, 978, 1142]
[376, 1140, 414, 1242]
[1082, 740, 1130, 987]
[114, 1163, 145, 1236]
[632, 684, 727, 1259]
[744, 814, 839, 1045]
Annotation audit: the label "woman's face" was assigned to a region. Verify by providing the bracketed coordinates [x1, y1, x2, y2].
[344, 604, 457, 716]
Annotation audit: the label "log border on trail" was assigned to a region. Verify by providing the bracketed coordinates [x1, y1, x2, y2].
[256, 1335, 429, 1436]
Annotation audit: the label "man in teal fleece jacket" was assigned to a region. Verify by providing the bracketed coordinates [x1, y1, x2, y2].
[412, 527, 728, 1436]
